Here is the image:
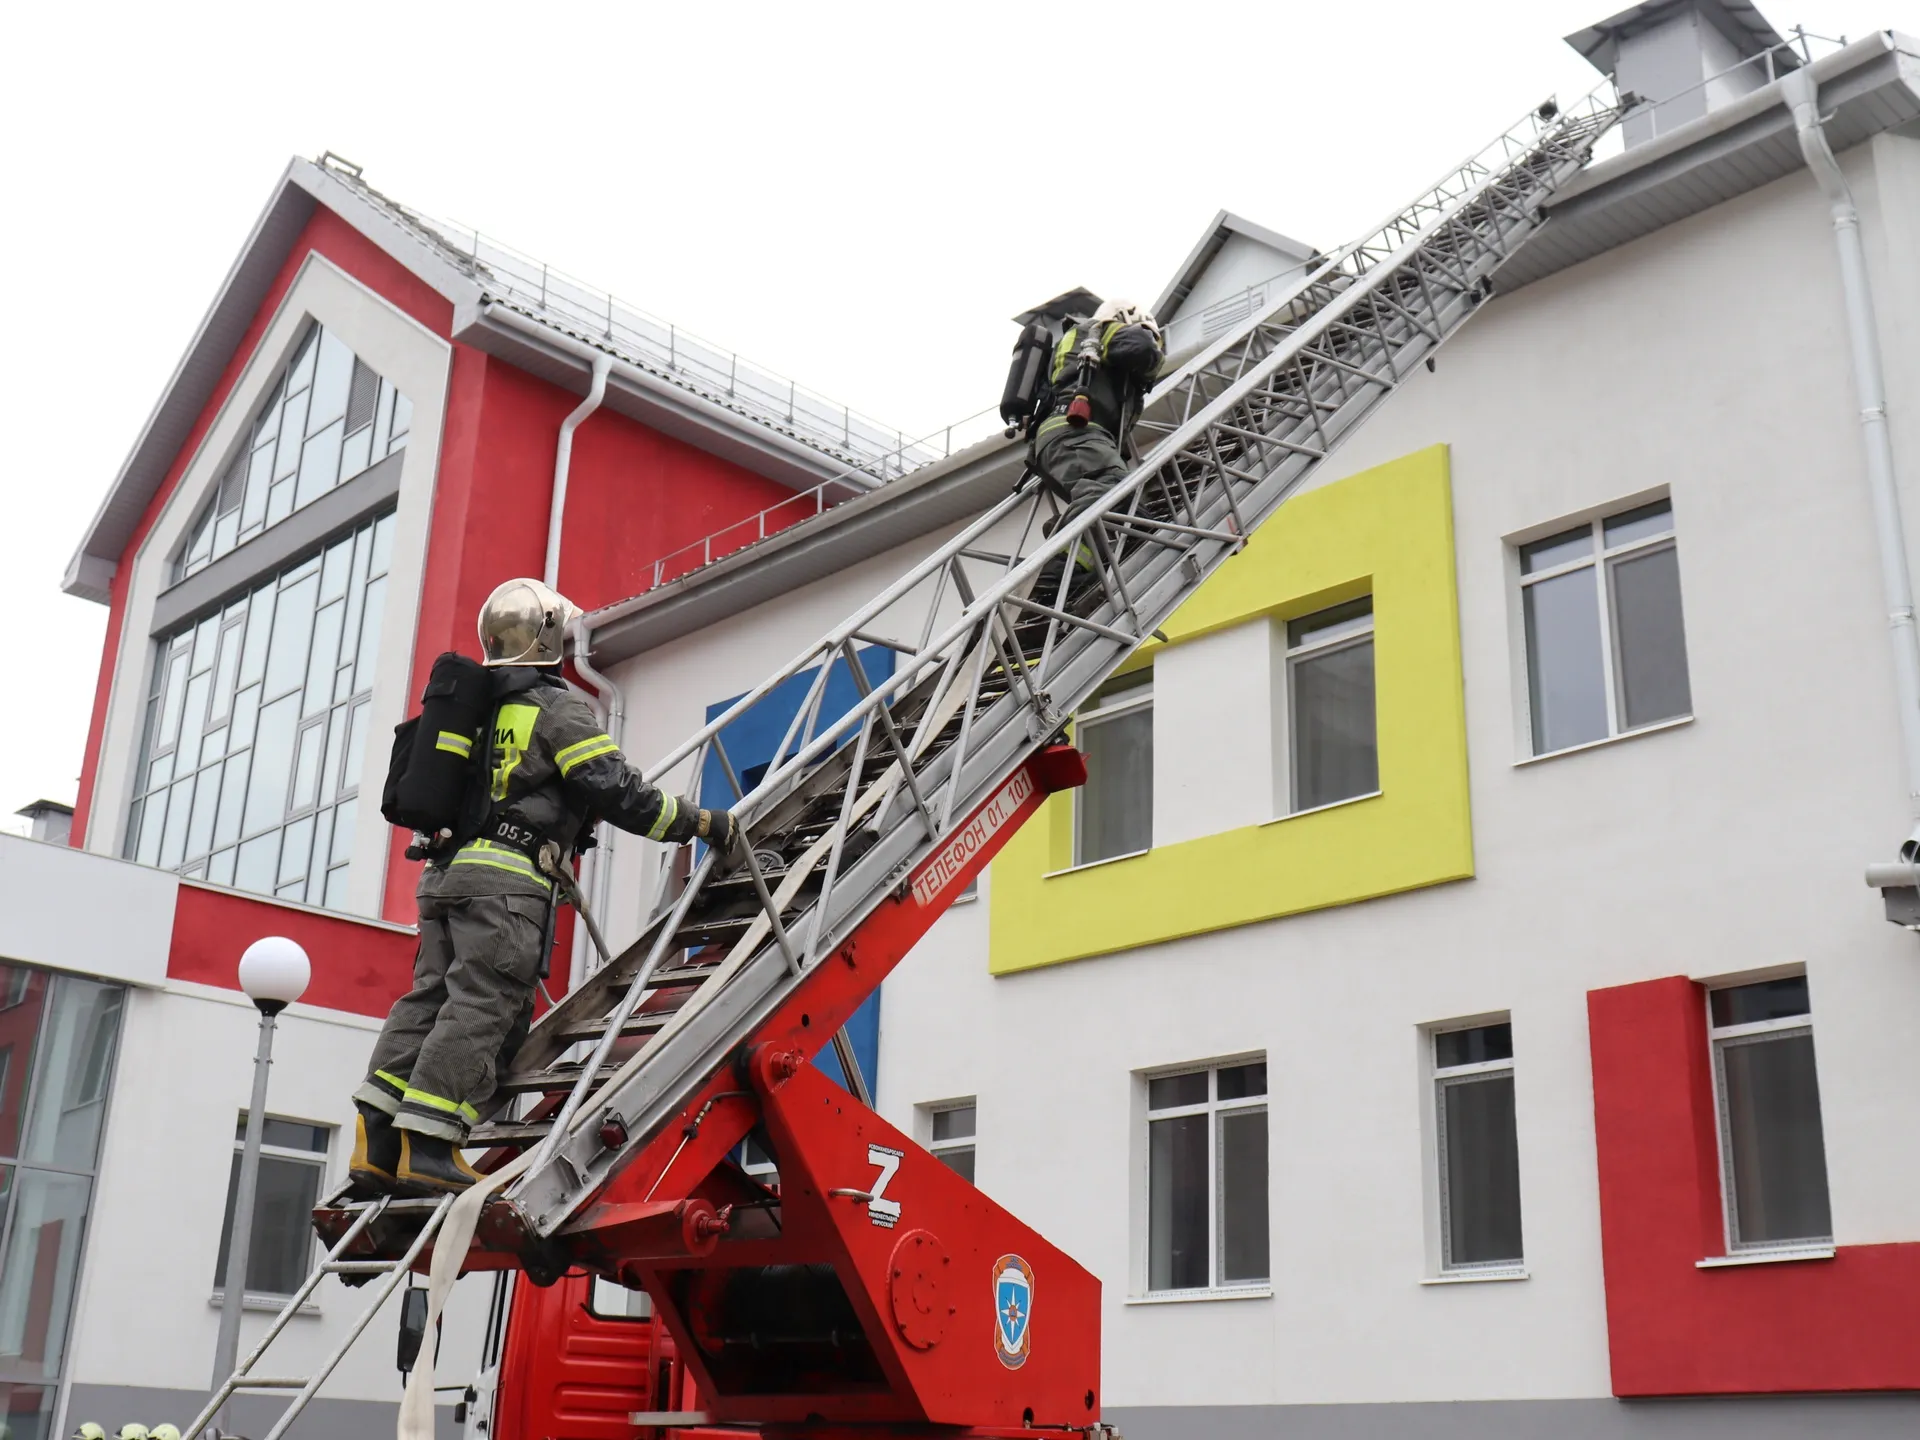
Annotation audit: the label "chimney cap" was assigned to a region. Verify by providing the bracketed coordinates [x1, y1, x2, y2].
[1565, 0, 1799, 75]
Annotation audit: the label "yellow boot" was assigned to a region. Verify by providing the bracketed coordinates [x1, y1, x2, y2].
[396, 1131, 483, 1195]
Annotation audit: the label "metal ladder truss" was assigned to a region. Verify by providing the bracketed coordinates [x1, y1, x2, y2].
[479, 85, 1626, 1236]
[183, 1195, 454, 1440]
[298, 84, 1621, 1287]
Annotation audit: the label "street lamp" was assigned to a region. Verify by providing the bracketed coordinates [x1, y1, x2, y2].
[210, 936, 310, 1431]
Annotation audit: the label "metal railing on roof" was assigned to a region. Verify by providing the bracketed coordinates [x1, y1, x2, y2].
[1628, 25, 1848, 144]
[320, 162, 934, 483]
[618, 403, 1007, 598]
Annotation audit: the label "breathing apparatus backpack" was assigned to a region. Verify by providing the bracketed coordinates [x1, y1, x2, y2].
[1000, 286, 1102, 437]
[382, 651, 493, 855]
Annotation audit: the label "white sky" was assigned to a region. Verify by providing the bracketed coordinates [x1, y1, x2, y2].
[0, 0, 1887, 835]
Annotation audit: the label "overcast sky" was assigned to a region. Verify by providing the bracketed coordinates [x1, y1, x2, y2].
[0, 0, 1886, 836]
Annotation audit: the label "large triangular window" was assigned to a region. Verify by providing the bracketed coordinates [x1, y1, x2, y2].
[175, 322, 411, 581]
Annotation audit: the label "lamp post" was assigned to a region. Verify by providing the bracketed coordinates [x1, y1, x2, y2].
[210, 936, 310, 1432]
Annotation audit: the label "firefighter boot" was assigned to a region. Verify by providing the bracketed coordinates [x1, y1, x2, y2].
[396, 1131, 484, 1195]
[347, 1104, 401, 1198]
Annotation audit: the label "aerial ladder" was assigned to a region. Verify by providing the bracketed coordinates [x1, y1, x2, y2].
[187, 86, 1625, 1440]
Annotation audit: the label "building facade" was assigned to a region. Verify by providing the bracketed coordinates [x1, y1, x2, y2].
[564, 13, 1920, 1438]
[14, 4, 1920, 1438]
[10, 149, 926, 1439]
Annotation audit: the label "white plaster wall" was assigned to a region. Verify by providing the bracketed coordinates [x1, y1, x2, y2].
[591, 135, 1920, 1409]
[86, 255, 451, 921]
[0, 834, 177, 987]
[64, 983, 489, 1403]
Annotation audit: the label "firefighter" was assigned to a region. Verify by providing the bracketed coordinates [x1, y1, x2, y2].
[1028, 298, 1164, 595]
[350, 578, 737, 1195]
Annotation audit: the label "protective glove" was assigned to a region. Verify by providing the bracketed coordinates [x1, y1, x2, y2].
[695, 807, 737, 853]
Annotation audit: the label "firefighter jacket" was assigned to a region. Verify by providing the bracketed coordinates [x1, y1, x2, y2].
[421, 668, 694, 900]
[1033, 320, 1164, 452]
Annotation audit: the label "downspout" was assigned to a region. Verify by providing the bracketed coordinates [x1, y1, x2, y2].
[1785, 69, 1920, 915]
[546, 350, 612, 988]
[568, 616, 623, 990]
[545, 352, 612, 588]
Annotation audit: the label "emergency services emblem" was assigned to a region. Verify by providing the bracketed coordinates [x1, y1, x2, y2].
[992, 1253, 1034, 1369]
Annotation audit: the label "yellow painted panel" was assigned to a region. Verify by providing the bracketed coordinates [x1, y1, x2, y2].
[990, 444, 1471, 973]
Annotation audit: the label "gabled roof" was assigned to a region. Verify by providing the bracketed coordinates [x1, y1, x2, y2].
[1151, 210, 1318, 325]
[65, 157, 924, 603]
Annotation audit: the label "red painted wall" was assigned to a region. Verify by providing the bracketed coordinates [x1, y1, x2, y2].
[1587, 975, 1920, 1395]
[168, 882, 419, 1018]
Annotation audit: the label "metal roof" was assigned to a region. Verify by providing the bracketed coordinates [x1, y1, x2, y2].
[64, 158, 927, 604]
[1499, 29, 1920, 293]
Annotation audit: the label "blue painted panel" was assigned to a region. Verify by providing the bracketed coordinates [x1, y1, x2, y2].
[701, 647, 895, 1099]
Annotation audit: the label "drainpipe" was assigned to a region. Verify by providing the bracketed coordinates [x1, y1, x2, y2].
[545, 352, 612, 588]
[568, 616, 624, 989]
[545, 351, 611, 987]
[1786, 70, 1920, 917]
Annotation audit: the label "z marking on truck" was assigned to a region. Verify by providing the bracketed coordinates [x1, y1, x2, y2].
[867, 1143, 904, 1228]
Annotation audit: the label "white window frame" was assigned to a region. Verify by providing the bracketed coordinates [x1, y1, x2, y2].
[211, 1114, 331, 1305]
[1429, 1022, 1525, 1278]
[1135, 1056, 1270, 1301]
[1278, 597, 1379, 816]
[1706, 981, 1833, 1255]
[1514, 495, 1691, 759]
[1072, 670, 1154, 868]
[924, 1099, 976, 1178]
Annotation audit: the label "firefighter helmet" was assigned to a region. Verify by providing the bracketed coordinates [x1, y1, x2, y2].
[1090, 298, 1162, 344]
[478, 578, 580, 667]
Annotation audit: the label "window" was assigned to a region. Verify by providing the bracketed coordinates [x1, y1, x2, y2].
[213, 1115, 331, 1299]
[1708, 976, 1832, 1251]
[737, 1133, 779, 1187]
[1145, 1059, 1268, 1293]
[0, 964, 125, 1413]
[588, 1277, 655, 1319]
[1284, 598, 1378, 811]
[1432, 1021, 1523, 1272]
[176, 322, 411, 582]
[928, 1102, 976, 1182]
[1075, 670, 1153, 865]
[1520, 498, 1691, 755]
[127, 510, 394, 911]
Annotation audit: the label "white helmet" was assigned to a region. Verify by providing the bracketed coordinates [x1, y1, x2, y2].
[478, 578, 580, 668]
[115, 1427, 150, 1440]
[1090, 298, 1161, 343]
[71, 1426, 107, 1440]
[150, 1428, 183, 1440]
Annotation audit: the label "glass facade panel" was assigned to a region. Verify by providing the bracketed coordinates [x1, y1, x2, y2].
[127, 511, 391, 914]
[1438, 1073, 1524, 1267]
[174, 323, 408, 581]
[1291, 636, 1377, 810]
[1076, 678, 1153, 866]
[1523, 565, 1608, 753]
[1610, 545, 1692, 729]
[1148, 1112, 1209, 1292]
[0, 962, 124, 1411]
[1719, 1031, 1832, 1247]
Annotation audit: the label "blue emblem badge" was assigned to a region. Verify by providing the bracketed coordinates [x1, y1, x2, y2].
[993, 1253, 1034, 1369]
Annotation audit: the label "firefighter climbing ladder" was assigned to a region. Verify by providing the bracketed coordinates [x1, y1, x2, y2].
[188, 85, 1624, 1440]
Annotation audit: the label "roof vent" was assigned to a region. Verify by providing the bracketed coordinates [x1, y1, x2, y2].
[1566, 0, 1800, 148]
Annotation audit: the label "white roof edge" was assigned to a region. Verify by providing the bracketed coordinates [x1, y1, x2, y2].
[61, 157, 488, 605]
[1152, 209, 1319, 323]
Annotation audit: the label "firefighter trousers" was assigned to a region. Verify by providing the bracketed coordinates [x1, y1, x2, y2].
[1032, 424, 1129, 587]
[354, 891, 547, 1142]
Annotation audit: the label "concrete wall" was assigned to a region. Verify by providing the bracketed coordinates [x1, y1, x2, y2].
[589, 130, 1920, 1428]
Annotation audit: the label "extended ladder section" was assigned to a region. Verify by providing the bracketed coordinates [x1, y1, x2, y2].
[279, 87, 1623, 1438]
[478, 87, 1623, 1235]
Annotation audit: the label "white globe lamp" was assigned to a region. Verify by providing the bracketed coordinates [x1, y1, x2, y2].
[237, 936, 310, 1015]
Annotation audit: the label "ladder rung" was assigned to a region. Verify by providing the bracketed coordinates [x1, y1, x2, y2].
[553, 1012, 669, 1045]
[232, 1376, 311, 1389]
[647, 962, 721, 989]
[325, 1259, 397, 1274]
[497, 1064, 591, 1095]
[469, 1120, 553, 1146]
